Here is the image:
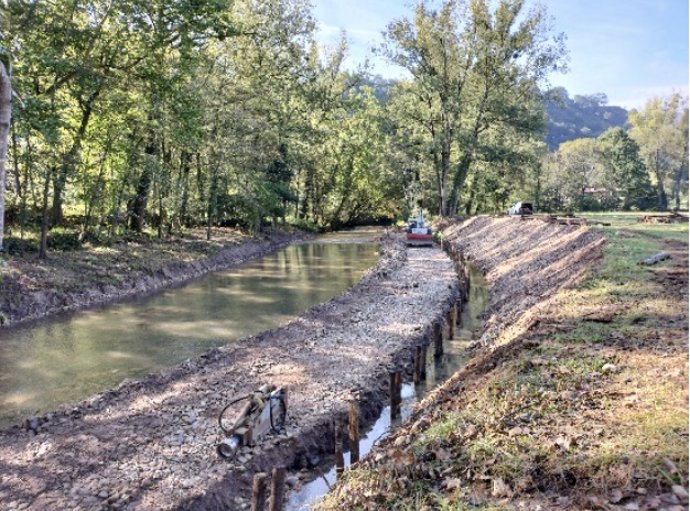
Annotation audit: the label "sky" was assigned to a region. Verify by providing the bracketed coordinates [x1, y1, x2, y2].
[311, 0, 689, 110]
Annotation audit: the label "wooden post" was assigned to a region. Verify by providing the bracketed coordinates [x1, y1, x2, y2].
[348, 402, 360, 464]
[334, 422, 344, 477]
[419, 345, 427, 380]
[434, 323, 444, 358]
[389, 371, 402, 420]
[447, 304, 456, 339]
[413, 345, 422, 384]
[269, 466, 286, 511]
[456, 298, 463, 325]
[251, 472, 269, 511]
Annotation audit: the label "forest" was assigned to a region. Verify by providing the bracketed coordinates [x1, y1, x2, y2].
[0, 0, 687, 256]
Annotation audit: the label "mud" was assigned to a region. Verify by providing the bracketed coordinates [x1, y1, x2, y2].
[0, 233, 460, 510]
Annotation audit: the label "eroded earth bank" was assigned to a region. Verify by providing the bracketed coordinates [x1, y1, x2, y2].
[0, 229, 308, 329]
[318, 217, 688, 510]
[0, 232, 461, 510]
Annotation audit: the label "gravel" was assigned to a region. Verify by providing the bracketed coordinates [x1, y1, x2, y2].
[0, 232, 459, 511]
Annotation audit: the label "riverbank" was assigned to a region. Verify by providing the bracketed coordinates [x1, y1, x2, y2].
[0, 233, 461, 510]
[0, 228, 309, 329]
[318, 216, 688, 510]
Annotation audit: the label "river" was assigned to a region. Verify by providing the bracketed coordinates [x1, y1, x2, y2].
[0, 230, 381, 428]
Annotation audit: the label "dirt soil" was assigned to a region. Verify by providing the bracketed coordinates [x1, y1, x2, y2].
[0, 233, 461, 511]
[0, 228, 308, 329]
[318, 216, 688, 511]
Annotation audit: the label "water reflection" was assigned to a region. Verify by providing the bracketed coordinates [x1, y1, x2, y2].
[0, 237, 380, 428]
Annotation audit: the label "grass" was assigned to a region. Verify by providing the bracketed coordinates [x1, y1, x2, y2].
[317, 213, 688, 510]
[581, 211, 689, 243]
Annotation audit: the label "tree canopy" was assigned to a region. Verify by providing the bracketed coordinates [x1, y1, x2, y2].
[0, 0, 686, 257]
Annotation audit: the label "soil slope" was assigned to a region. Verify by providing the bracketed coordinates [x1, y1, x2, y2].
[0, 229, 306, 328]
[318, 216, 688, 511]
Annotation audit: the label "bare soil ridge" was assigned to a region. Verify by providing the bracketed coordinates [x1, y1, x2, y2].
[0, 233, 460, 511]
[318, 216, 688, 510]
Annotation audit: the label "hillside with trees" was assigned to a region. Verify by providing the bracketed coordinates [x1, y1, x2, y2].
[544, 87, 629, 150]
[544, 87, 628, 151]
[0, 0, 687, 258]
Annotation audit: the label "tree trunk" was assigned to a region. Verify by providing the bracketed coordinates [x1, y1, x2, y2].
[38, 168, 53, 259]
[128, 134, 156, 232]
[178, 151, 191, 228]
[655, 150, 668, 211]
[51, 88, 100, 226]
[0, 61, 11, 252]
[448, 154, 472, 216]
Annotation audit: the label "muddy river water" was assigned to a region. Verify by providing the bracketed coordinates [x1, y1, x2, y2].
[0, 230, 381, 428]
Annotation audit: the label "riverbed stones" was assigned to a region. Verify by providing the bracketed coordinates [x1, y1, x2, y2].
[0, 232, 458, 511]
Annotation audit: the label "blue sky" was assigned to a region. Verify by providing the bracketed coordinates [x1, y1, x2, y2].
[312, 0, 689, 109]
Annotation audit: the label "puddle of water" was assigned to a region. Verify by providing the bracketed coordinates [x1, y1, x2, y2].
[0, 232, 382, 428]
[286, 266, 489, 511]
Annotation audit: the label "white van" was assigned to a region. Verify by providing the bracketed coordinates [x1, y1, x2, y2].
[507, 202, 534, 215]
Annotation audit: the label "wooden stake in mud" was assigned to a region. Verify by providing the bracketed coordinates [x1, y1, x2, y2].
[419, 345, 427, 380]
[456, 298, 463, 325]
[269, 466, 286, 511]
[434, 323, 444, 358]
[334, 422, 344, 477]
[348, 402, 360, 464]
[413, 345, 422, 384]
[447, 304, 457, 339]
[251, 472, 269, 511]
[389, 371, 402, 420]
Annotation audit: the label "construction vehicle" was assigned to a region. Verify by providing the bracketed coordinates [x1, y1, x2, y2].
[405, 209, 434, 247]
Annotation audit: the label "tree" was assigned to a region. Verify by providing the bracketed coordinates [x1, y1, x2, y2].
[629, 94, 689, 211]
[382, 0, 566, 216]
[597, 127, 654, 210]
[0, 59, 9, 252]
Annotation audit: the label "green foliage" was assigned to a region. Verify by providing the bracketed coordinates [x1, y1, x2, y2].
[539, 124, 661, 213]
[4, 0, 406, 250]
[381, 0, 567, 216]
[629, 94, 689, 211]
[47, 228, 81, 251]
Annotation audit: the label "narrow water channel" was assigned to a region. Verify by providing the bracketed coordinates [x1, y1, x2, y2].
[0, 230, 381, 429]
[286, 265, 489, 511]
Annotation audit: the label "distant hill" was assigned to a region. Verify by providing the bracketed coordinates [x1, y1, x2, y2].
[363, 78, 628, 151]
[544, 87, 628, 150]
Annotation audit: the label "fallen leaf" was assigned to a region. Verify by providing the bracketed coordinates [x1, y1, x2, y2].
[555, 435, 572, 451]
[434, 448, 451, 461]
[609, 488, 624, 503]
[672, 484, 689, 500]
[663, 457, 679, 474]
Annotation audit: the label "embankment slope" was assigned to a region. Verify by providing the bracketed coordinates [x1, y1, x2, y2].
[318, 216, 688, 510]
